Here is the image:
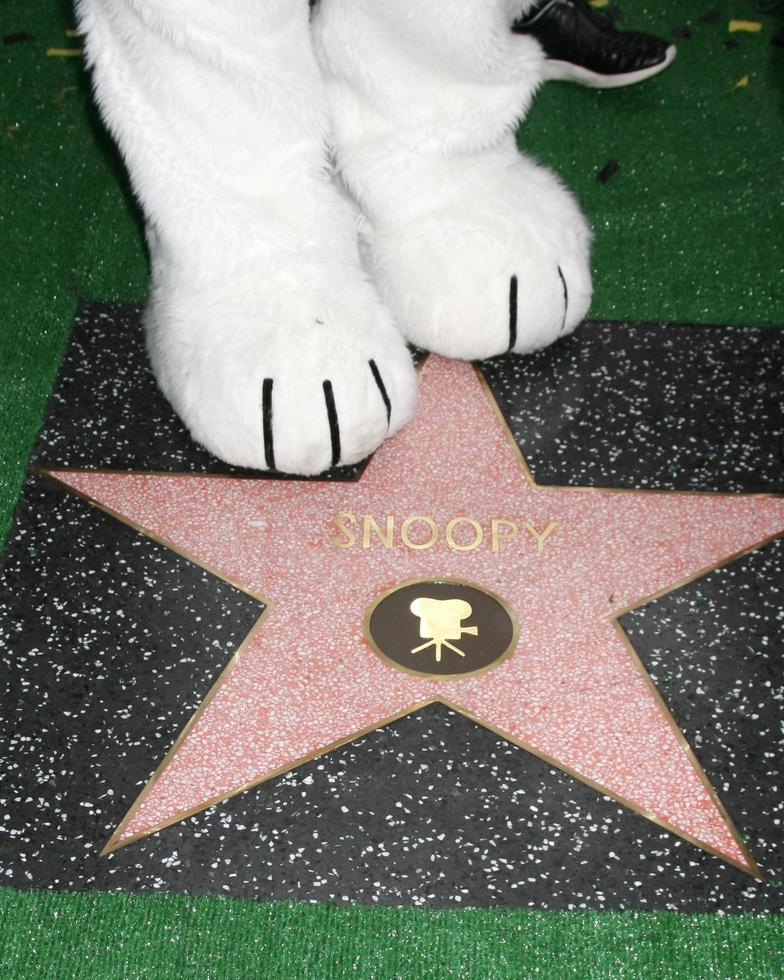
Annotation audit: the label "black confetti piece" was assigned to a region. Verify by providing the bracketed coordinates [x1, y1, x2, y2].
[700, 10, 719, 24]
[724, 39, 740, 49]
[3, 31, 34, 45]
[671, 26, 693, 39]
[597, 159, 621, 184]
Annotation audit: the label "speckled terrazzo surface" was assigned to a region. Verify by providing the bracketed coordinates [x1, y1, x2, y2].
[2, 303, 783, 911]
[482, 324, 784, 493]
[32, 305, 784, 491]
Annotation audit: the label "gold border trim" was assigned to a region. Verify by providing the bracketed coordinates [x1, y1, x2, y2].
[436, 696, 762, 879]
[31, 355, 783, 877]
[363, 577, 520, 681]
[100, 615, 270, 856]
[99, 691, 763, 877]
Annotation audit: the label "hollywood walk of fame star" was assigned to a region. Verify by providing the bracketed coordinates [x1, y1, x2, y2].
[43, 356, 784, 873]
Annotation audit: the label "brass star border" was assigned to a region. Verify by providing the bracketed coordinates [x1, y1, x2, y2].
[34, 358, 783, 878]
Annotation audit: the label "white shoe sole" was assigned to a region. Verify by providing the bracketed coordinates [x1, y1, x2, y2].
[543, 43, 677, 88]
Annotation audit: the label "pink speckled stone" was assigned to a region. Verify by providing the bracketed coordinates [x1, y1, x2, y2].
[52, 357, 784, 870]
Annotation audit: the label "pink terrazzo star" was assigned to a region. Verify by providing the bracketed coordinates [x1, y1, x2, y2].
[49, 357, 784, 873]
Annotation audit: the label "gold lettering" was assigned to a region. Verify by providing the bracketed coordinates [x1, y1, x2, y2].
[445, 517, 484, 552]
[400, 515, 439, 551]
[524, 520, 557, 554]
[363, 515, 395, 549]
[331, 512, 357, 549]
[332, 513, 556, 554]
[491, 519, 519, 553]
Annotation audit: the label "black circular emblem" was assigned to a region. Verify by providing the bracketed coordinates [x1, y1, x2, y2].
[364, 579, 519, 680]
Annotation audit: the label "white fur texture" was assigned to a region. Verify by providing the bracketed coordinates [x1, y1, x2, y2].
[77, 0, 417, 474]
[313, 0, 593, 360]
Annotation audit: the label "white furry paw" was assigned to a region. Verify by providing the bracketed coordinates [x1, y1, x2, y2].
[362, 150, 592, 361]
[146, 264, 417, 476]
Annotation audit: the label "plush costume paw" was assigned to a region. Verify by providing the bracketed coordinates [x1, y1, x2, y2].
[314, 0, 592, 361]
[359, 149, 591, 360]
[79, 0, 416, 474]
[147, 263, 416, 474]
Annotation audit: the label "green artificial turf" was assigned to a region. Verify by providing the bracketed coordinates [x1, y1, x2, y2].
[523, 1, 784, 331]
[1, 888, 783, 980]
[1, 1, 783, 975]
[1, 0, 147, 546]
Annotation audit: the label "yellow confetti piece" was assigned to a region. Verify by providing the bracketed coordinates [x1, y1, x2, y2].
[46, 48, 83, 57]
[64, 29, 82, 38]
[728, 20, 762, 33]
[590, 0, 610, 7]
[731, 74, 750, 90]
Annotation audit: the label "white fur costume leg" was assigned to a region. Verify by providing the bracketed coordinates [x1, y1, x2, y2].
[77, 0, 417, 474]
[313, 0, 592, 361]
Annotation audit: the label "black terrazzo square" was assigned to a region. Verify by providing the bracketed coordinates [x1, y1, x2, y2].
[1, 303, 782, 911]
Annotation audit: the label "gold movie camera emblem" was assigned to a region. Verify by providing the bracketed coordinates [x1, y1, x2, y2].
[365, 579, 519, 679]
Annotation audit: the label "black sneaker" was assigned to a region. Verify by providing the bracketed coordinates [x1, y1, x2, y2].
[513, 0, 676, 88]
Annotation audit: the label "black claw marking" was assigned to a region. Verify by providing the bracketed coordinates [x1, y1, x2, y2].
[322, 380, 341, 468]
[261, 377, 276, 470]
[368, 359, 392, 428]
[558, 266, 569, 333]
[508, 274, 518, 352]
